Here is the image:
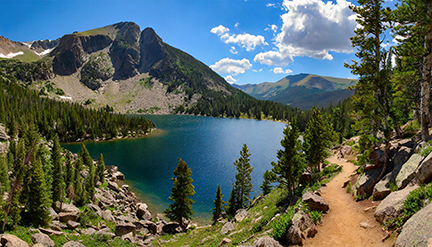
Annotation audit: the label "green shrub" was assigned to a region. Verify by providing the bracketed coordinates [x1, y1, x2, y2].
[419, 142, 432, 157]
[270, 209, 295, 242]
[309, 210, 322, 224]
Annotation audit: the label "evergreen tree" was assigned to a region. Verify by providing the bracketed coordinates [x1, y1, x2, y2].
[97, 153, 105, 184]
[232, 144, 254, 209]
[260, 170, 274, 196]
[73, 165, 86, 206]
[271, 119, 306, 196]
[79, 143, 94, 203]
[65, 152, 75, 189]
[164, 159, 195, 229]
[226, 184, 241, 217]
[51, 135, 65, 204]
[304, 106, 334, 180]
[26, 158, 51, 226]
[6, 140, 15, 172]
[212, 185, 224, 224]
[0, 156, 10, 193]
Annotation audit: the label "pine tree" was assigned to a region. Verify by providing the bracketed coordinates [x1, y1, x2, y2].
[232, 144, 253, 209]
[226, 184, 241, 217]
[212, 185, 224, 224]
[0, 156, 10, 193]
[73, 164, 86, 206]
[79, 143, 94, 203]
[164, 159, 195, 229]
[51, 135, 65, 204]
[304, 106, 334, 181]
[26, 158, 51, 226]
[97, 153, 105, 184]
[260, 170, 274, 196]
[7, 140, 15, 172]
[65, 152, 75, 189]
[271, 119, 306, 196]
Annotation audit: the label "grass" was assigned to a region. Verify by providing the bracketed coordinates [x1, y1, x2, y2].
[14, 50, 40, 63]
[76, 27, 107, 36]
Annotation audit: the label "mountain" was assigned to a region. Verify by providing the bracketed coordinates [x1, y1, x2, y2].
[234, 73, 357, 109]
[0, 22, 302, 122]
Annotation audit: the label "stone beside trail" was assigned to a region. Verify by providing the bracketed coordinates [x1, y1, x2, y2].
[303, 155, 390, 247]
[395, 201, 432, 247]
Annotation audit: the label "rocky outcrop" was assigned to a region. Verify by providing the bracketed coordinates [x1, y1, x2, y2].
[395, 153, 423, 189]
[31, 233, 55, 247]
[31, 39, 60, 51]
[395, 201, 432, 247]
[374, 185, 418, 223]
[1, 234, 29, 247]
[372, 171, 395, 201]
[110, 22, 141, 80]
[115, 222, 136, 236]
[136, 203, 152, 221]
[235, 209, 248, 222]
[139, 27, 168, 73]
[51, 34, 112, 75]
[354, 166, 382, 198]
[80, 52, 114, 90]
[220, 222, 235, 235]
[302, 192, 329, 213]
[253, 236, 283, 247]
[286, 210, 317, 245]
[415, 151, 432, 184]
[162, 222, 181, 234]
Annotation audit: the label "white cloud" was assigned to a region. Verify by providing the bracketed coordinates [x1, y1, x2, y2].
[266, 3, 276, 7]
[235, 22, 240, 28]
[265, 24, 278, 33]
[210, 25, 230, 35]
[253, 68, 263, 72]
[211, 25, 267, 51]
[255, 0, 356, 66]
[230, 46, 238, 54]
[271, 67, 293, 74]
[225, 75, 237, 84]
[210, 58, 252, 75]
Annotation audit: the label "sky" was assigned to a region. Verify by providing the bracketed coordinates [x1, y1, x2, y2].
[0, 0, 396, 85]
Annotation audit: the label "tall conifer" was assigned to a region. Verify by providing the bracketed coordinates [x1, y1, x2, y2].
[26, 158, 51, 226]
[51, 135, 65, 204]
[212, 185, 224, 224]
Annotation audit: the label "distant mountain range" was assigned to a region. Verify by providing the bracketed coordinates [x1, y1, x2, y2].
[233, 73, 357, 109]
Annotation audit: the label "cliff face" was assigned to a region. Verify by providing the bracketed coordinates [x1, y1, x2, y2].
[31, 39, 60, 51]
[139, 27, 168, 73]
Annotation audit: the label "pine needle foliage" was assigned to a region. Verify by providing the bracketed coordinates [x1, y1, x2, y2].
[212, 185, 224, 224]
[164, 159, 195, 229]
[51, 135, 65, 204]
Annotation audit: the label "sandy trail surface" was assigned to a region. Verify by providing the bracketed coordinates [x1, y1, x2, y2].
[303, 155, 392, 247]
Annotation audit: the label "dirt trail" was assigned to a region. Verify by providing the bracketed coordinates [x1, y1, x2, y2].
[303, 155, 392, 247]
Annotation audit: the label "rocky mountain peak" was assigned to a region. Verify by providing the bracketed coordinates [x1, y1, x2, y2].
[139, 27, 167, 73]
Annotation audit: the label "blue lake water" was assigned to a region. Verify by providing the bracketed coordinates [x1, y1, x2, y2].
[62, 115, 286, 221]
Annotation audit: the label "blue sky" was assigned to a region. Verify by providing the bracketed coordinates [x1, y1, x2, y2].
[0, 0, 395, 85]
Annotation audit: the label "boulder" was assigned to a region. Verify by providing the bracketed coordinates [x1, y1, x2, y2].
[220, 222, 235, 235]
[395, 201, 432, 246]
[86, 204, 102, 217]
[94, 229, 115, 238]
[136, 203, 152, 221]
[101, 209, 115, 222]
[372, 172, 394, 201]
[415, 151, 432, 184]
[53, 202, 80, 214]
[38, 228, 65, 236]
[49, 220, 67, 231]
[141, 220, 157, 235]
[162, 222, 181, 234]
[396, 154, 423, 189]
[302, 192, 329, 213]
[1, 234, 29, 247]
[0, 125, 10, 141]
[286, 210, 317, 245]
[79, 228, 97, 235]
[112, 171, 125, 181]
[219, 238, 232, 246]
[253, 236, 283, 247]
[392, 146, 413, 170]
[67, 220, 81, 230]
[234, 209, 248, 222]
[354, 167, 382, 198]
[58, 212, 80, 223]
[31, 233, 55, 247]
[341, 145, 352, 156]
[374, 185, 418, 223]
[62, 241, 86, 247]
[108, 181, 119, 192]
[115, 222, 136, 236]
[47, 207, 59, 221]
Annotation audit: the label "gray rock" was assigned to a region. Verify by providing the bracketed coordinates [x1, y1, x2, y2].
[38, 228, 65, 236]
[219, 238, 232, 246]
[374, 185, 419, 223]
[107, 181, 119, 192]
[62, 241, 86, 247]
[396, 154, 423, 189]
[220, 222, 235, 235]
[162, 222, 181, 234]
[79, 228, 97, 235]
[115, 222, 136, 236]
[136, 203, 152, 221]
[372, 171, 394, 201]
[67, 220, 81, 230]
[58, 211, 80, 223]
[47, 207, 58, 221]
[101, 209, 115, 222]
[392, 146, 413, 169]
[112, 171, 125, 181]
[286, 210, 317, 245]
[354, 166, 382, 198]
[85, 204, 102, 217]
[235, 209, 248, 222]
[253, 236, 283, 247]
[31, 233, 55, 247]
[415, 151, 432, 184]
[302, 192, 329, 213]
[0, 125, 10, 141]
[395, 201, 432, 246]
[359, 222, 372, 228]
[94, 229, 115, 238]
[1, 234, 29, 247]
[341, 145, 352, 156]
[49, 220, 67, 231]
[53, 202, 80, 214]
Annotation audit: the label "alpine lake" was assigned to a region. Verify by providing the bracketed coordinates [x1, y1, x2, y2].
[62, 115, 286, 222]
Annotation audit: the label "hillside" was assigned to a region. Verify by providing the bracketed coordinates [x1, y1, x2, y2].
[0, 22, 302, 122]
[234, 73, 357, 110]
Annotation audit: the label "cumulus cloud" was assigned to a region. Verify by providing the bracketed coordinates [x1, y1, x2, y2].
[210, 25, 230, 35]
[230, 46, 238, 54]
[272, 67, 293, 74]
[265, 24, 278, 33]
[225, 75, 237, 84]
[211, 25, 267, 51]
[235, 22, 240, 28]
[210, 58, 252, 75]
[255, 0, 356, 66]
